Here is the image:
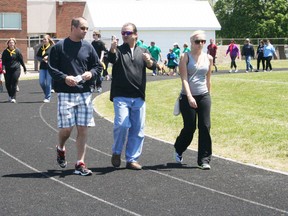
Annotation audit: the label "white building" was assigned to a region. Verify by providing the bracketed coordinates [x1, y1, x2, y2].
[83, 0, 221, 57]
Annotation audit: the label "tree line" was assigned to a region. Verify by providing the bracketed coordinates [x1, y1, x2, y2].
[214, 0, 288, 40]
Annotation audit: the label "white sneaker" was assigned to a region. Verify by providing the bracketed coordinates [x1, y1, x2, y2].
[229, 69, 232, 73]
[175, 152, 183, 164]
[11, 99, 16, 103]
[245, 71, 249, 73]
[234, 69, 238, 73]
[51, 89, 55, 93]
[198, 163, 211, 170]
[43, 99, 50, 103]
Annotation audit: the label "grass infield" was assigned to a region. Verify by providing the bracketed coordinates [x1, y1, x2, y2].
[95, 60, 288, 173]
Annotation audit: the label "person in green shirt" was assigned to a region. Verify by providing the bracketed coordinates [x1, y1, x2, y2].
[173, 43, 181, 72]
[148, 41, 162, 75]
[183, 42, 191, 53]
[136, 39, 148, 49]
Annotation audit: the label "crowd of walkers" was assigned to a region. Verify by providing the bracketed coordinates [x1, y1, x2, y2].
[0, 17, 281, 176]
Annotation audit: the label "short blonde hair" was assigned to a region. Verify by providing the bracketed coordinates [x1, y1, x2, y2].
[190, 30, 206, 41]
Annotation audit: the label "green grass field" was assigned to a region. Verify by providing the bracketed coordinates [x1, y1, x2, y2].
[95, 59, 288, 173]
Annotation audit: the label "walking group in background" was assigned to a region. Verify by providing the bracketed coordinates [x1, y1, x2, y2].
[0, 16, 281, 176]
[225, 38, 277, 73]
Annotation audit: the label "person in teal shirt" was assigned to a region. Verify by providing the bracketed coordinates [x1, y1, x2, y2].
[148, 41, 162, 75]
[173, 43, 181, 58]
[173, 43, 181, 72]
[183, 43, 191, 53]
[136, 39, 148, 49]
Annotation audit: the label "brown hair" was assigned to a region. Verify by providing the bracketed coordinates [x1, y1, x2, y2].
[71, 17, 87, 31]
[6, 38, 17, 47]
[122, 22, 137, 34]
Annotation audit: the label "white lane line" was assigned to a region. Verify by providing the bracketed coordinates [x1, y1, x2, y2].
[92, 98, 288, 214]
[213, 76, 288, 85]
[148, 169, 288, 214]
[39, 104, 142, 215]
[93, 93, 288, 176]
[0, 147, 141, 216]
[39, 102, 288, 214]
[2, 90, 287, 215]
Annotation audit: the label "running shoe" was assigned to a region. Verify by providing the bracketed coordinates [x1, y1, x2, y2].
[74, 162, 92, 176]
[56, 146, 67, 168]
[198, 163, 211, 170]
[175, 152, 183, 164]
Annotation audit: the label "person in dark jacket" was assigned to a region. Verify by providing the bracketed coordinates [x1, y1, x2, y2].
[108, 22, 157, 170]
[241, 38, 255, 73]
[255, 40, 265, 72]
[2, 38, 26, 103]
[48, 17, 102, 176]
[91, 30, 108, 92]
[36, 34, 54, 102]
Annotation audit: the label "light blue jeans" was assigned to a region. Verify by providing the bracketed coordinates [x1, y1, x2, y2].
[112, 97, 146, 162]
[39, 69, 52, 100]
[245, 56, 253, 71]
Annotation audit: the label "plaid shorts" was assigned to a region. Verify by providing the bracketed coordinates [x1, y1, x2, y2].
[57, 92, 95, 128]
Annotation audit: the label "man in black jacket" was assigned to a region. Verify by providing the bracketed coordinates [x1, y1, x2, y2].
[48, 17, 102, 176]
[108, 22, 156, 170]
[241, 38, 255, 73]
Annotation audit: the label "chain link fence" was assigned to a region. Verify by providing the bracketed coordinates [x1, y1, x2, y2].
[1, 37, 287, 71]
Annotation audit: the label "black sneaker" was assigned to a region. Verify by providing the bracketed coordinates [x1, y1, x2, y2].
[56, 146, 67, 168]
[74, 162, 92, 176]
[111, 154, 121, 168]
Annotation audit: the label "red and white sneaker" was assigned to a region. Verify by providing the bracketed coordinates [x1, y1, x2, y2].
[74, 162, 92, 176]
[56, 146, 67, 168]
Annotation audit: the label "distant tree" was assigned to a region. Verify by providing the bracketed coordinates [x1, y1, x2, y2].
[214, 0, 288, 38]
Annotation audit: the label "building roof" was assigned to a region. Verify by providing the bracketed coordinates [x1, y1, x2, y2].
[84, 0, 221, 31]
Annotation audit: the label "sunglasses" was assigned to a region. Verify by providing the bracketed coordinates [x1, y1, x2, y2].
[194, 40, 206, 44]
[80, 26, 89, 31]
[121, 31, 133, 36]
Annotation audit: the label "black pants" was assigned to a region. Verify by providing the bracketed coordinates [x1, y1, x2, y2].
[4, 68, 21, 99]
[96, 58, 109, 87]
[174, 93, 212, 165]
[265, 56, 273, 71]
[230, 56, 237, 69]
[102, 57, 109, 77]
[257, 55, 265, 70]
